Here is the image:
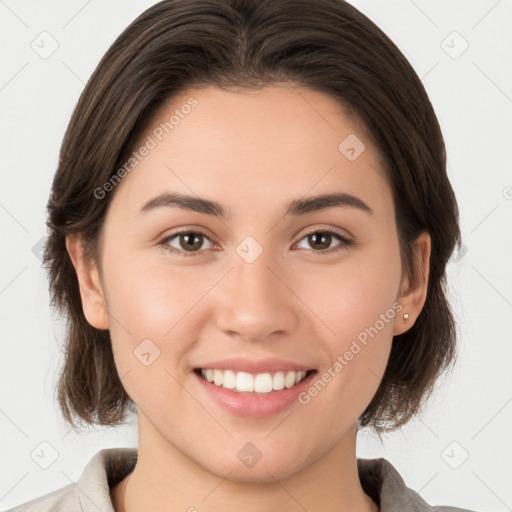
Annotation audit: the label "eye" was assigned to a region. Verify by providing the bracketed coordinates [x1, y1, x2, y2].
[159, 230, 215, 257]
[158, 228, 354, 257]
[295, 228, 354, 255]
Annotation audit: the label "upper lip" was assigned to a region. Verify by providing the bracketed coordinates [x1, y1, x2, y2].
[195, 357, 315, 374]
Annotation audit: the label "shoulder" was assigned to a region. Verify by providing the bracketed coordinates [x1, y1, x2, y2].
[431, 508, 480, 512]
[4, 447, 138, 512]
[3, 483, 79, 512]
[357, 457, 480, 512]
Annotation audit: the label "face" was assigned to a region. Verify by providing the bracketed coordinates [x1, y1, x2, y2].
[71, 84, 428, 483]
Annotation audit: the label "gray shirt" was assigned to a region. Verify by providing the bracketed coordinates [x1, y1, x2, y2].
[5, 447, 478, 511]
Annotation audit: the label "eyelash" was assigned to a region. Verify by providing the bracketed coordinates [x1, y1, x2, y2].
[158, 228, 354, 258]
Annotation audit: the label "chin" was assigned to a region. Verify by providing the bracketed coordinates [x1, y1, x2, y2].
[200, 448, 309, 484]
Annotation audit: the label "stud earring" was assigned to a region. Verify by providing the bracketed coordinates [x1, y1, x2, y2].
[403, 313, 409, 321]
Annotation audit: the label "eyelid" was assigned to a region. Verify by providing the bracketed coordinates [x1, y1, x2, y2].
[158, 225, 354, 257]
[295, 223, 354, 241]
[158, 228, 218, 257]
[157, 225, 218, 245]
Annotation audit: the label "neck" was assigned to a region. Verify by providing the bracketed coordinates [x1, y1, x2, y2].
[114, 413, 378, 512]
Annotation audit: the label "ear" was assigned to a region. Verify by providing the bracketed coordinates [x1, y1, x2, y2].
[394, 231, 431, 336]
[65, 235, 110, 330]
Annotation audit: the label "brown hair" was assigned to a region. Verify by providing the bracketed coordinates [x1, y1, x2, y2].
[44, 0, 461, 434]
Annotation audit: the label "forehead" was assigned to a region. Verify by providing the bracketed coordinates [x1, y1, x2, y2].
[109, 84, 391, 219]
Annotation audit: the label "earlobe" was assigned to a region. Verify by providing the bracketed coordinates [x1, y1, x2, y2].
[65, 235, 110, 330]
[394, 232, 431, 336]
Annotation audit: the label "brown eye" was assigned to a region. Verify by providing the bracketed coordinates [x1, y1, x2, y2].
[160, 230, 214, 257]
[307, 232, 334, 250]
[178, 232, 204, 251]
[296, 229, 354, 254]
[159, 228, 354, 258]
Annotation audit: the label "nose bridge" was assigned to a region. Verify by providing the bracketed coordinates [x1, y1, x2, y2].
[215, 235, 298, 340]
[231, 236, 284, 309]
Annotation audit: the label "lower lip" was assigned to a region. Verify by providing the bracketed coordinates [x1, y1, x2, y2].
[193, 370, 317, 418]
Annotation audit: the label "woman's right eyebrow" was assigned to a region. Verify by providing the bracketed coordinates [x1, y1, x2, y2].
[139, 191, 225, 217]
[138, 191, 374, 219]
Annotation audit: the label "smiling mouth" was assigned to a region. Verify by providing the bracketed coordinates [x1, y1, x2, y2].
[194, 368, 317, 395]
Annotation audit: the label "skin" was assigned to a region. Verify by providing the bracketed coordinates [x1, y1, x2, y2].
[66, 84, 430, 512]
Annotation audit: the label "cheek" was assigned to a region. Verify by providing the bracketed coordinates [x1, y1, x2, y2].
[296, 242, 401, 403]
[100, 252, 204, 368]
[102, 259, 204, 411]
[103, 247, 208, 331]
[295, 241, 402, 346]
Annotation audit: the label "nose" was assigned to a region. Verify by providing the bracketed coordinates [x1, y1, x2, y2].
[214, 243, 299, 343]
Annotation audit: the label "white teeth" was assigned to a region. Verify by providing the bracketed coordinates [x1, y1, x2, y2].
[254, 373, 273, 393]
[273, 371, 285, 390]
[236, 371, 254, 392]
[222, 370, 236, 389]
[284, 371, 296, 388]
[200, 368, 308, 393]
[213, 369, 223, 386]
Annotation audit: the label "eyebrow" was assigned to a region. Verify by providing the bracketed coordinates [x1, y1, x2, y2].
[139, 191, 374, 218]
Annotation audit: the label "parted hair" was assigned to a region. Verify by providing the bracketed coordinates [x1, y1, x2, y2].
[43, 0, 462, 434]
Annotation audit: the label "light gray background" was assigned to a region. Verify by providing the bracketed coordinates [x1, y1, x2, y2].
[1, 0, 511, 510]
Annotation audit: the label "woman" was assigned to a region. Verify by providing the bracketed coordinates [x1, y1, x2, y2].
[7, 0, 477, 510]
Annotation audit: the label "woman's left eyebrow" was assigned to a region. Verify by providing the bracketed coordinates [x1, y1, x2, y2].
[138, 191, 374, 219]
